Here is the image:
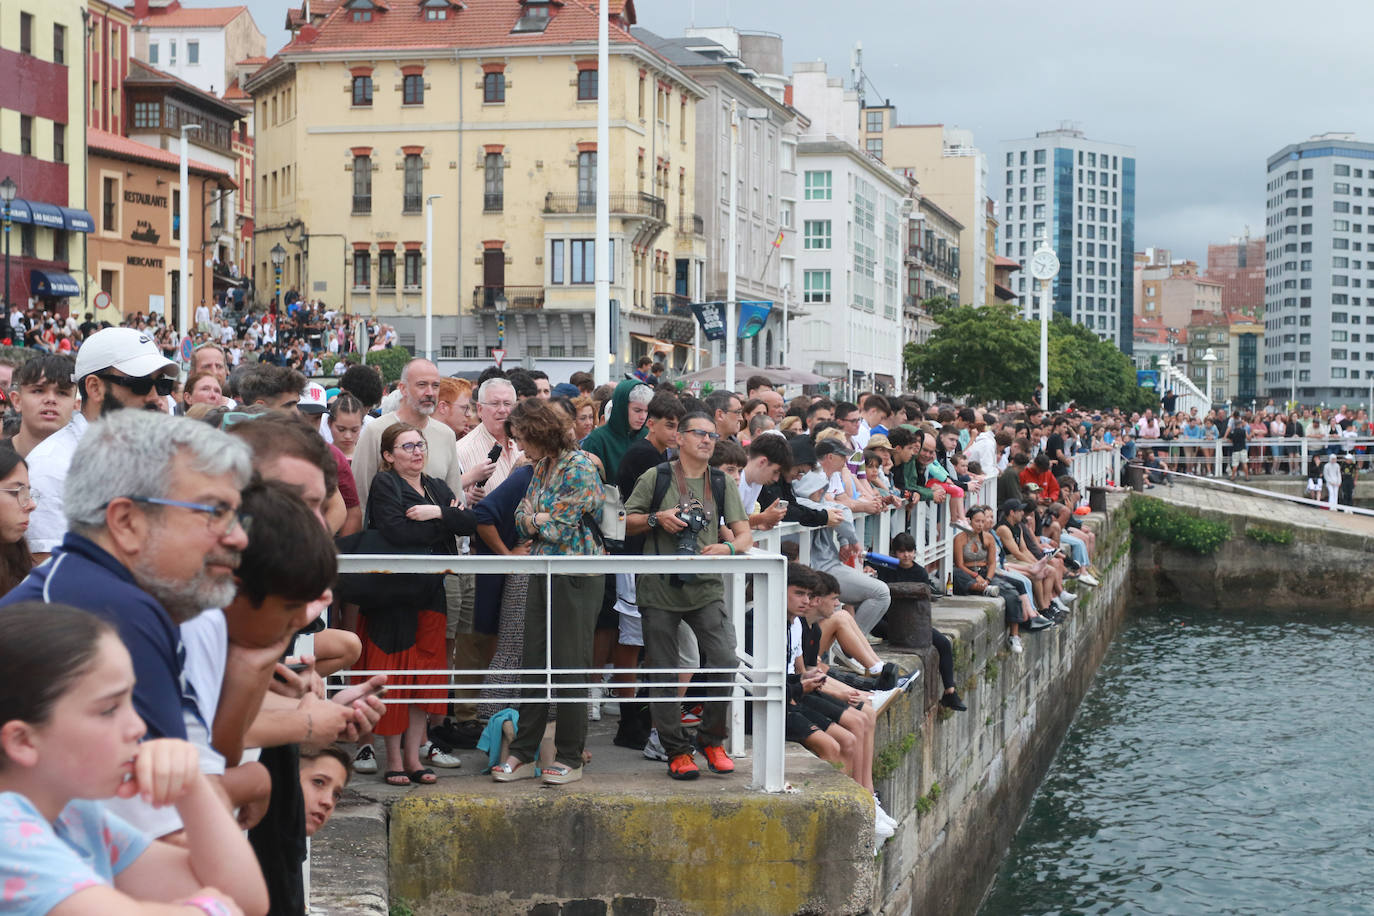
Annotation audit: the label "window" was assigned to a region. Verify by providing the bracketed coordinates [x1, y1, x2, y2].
[378, 251, 396, 289]
[148, 43, 159, 64]
[484, 71, 505, 103]
[403, 74, 424, 105]
[169, 40, 176, 65]
[577, 151, 596, 206]
[803, 269, 831, 303]
[353, 251, 371, 288]
[804, 220, 831, 250]
[187, 41, 199, 64]
[352, 75, 373, 106]
[1335, 164, 1351, 177]
[404, 249, 422, 287]
[20, 116, 32, 156]
[53, 24, 65, 64]
[780, 200, 794, 228]
[550, 239, 565, 284]
[1333, 330, 1349, 342]
[571, 239, 596, 284]
[133, 101, 160, 128]
[352, 156, 371, 213]
[804, 170, 832, 200]
[53, 123, 64, 163]
[1034, 149, 1046, 164]
[865, 138, 883, 161]
[403, 154, 423, 211]
[20, 225, 34, 258]
[865, 110, 883, 133]
[577, 68, 598, 101]
[19, 12, 32, 55]
[352, 9, 372, 21]
[102, 177, 117, 231]
[484, 153, 503, 211]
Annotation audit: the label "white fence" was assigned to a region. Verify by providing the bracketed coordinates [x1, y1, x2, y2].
[1134, 435, 1374, 477]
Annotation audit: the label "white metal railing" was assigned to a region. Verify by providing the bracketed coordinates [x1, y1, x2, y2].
[1134, 435, 1374, 478]
[1155, 362, 1210, 416]
[334, 552, 789, 792]
[1153, 465, 1374, 517]
[1069, 449, 1120, 499]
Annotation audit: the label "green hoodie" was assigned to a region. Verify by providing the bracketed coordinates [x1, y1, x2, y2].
[581, 378, 649, 482]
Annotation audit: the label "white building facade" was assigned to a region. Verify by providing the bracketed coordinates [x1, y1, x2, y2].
[1263, 133, 1374, 405]
[998, 127, 1136, 354]
[131, 3, 265, 97]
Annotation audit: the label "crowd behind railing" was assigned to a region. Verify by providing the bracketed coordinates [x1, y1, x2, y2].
[2, 304, 1368, 913]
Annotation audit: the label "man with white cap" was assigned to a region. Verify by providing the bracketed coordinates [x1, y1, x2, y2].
[26, 326, 178, 557]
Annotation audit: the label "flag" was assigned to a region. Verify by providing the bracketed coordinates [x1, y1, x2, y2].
[772, 229, 785, 248]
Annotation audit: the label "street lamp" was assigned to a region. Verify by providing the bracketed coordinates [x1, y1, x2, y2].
[0, 176, 15, 311]
[178, 123, 201, 342]
[424, 194, 441, 362]
[270, 242, 286, 315]
[1201, 347, 1217, 410]
[494, 292, 508, 352]
[725, 100, 771, 395]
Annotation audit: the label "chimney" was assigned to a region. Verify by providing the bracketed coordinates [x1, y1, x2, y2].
[132, 0, 150, 18]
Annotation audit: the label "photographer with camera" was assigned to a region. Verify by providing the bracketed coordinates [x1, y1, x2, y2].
[624, 411, 752, 780]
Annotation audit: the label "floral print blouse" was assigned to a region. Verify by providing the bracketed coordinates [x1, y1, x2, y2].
[515, 449, 606, 558]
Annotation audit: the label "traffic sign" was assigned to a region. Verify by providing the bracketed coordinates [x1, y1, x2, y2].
[492, 348, 506, 367]
[93, 291, 112, 311]
[180, 336, 193, 362]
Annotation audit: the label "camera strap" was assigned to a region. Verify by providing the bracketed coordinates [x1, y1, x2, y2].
[649, 460, 726, 526]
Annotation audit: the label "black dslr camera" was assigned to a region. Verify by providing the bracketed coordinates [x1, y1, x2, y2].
[670, 498, 708, 586]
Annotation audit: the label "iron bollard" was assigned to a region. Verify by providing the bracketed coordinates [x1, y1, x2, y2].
[885, 581, 932, 650]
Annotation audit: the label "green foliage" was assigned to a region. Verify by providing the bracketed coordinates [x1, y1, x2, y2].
[983, 657, 999, 685]
[363, 347, 412, 384]
[1129, 495, 1232, 555]
[389, 899, 415, 916]
[903, 305, 1154, 410]
[1245, 524, 1294, 546]
[922, 295, 958, 319]
[872, 733, 917, 781]
[915, 782, 942, 816]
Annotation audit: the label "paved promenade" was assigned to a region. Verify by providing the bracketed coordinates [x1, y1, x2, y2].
[1149, 476, 1374, 538]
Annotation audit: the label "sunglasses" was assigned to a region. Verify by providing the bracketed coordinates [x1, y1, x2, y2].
[98, 373, 175, 397]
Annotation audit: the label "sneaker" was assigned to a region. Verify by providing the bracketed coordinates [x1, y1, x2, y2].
[1026, 615, 1056, 631]
[875, 662, 899, 691]
[940, 691, 967, 711]
[1050, 596, 1071, 615]
[896, 670, 921, 693]
[613, 721, 650, 751]
[1078, 571, 1100, 587]
[421, 742, 462, 769]
[1060, 590, 1080, 605]
[667, 752, 700, 780]
[952, 519, 974, 533]
[353, 744, 378, 774]
[874, 810, 896, 842]
[588, 685, 603, 722]
[680, 704, 703, 727]
[982, 585, 1000, 597]
[870, 688, 901, 715]
[1009, 635, 1023, 654]
[875, 800, 897, 831]
[642, 728, 669, 762]
[831, 648, 868, 675]
[699, 743, 735, 775]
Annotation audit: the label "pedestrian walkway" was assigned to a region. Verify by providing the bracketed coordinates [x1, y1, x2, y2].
[1151, 477, 1374, 538]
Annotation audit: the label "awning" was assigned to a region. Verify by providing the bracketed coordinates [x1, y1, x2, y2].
[62, 207, 94, 233]
[2, 198, 68, 230]
[29, 270, 81, 298]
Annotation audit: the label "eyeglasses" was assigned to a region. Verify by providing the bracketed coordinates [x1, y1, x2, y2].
[0, 484, 37, 506]
[98, 373, 175, 397]
[682, 428, 721, 441]
[127, 496, 252, 536]
[396, 441, 426, 453]
[481, 400, 516, 411]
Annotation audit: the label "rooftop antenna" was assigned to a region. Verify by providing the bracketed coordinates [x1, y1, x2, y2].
[851, 40, 863, 106]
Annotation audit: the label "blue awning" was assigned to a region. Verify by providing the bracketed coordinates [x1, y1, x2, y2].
[61, 207, 94, 233]
[2, 198, 71, 230]
[29, 270, 81, 298]
[3, 199, 32, 224]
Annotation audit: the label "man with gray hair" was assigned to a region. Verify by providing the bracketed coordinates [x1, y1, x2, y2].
[0, 410, 252, 833]
[455, 376, 521, 494]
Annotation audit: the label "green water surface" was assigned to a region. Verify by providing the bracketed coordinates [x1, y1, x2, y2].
[979, 603, 1374, 916]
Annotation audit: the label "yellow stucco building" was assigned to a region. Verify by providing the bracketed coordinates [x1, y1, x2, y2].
[246, 0, 705, 378]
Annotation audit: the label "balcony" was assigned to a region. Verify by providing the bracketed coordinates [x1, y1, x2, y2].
[484, 193, 503, 212]
[403, 194, 423, 213]
[678, 213, 704, 236]
[543, 191, 666, 221]
[352, 195, 371, 214]
[653, 293, 696, 342]
[471, 285, 546, 311]
[652, 293, 693, 316]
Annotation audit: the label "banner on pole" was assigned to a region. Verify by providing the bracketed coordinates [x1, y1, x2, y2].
[737, 301, 773, 339]
[691, 301, 726, 341]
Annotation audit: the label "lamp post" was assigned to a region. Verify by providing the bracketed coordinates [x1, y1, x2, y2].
[270, 242, 286, 317]
[1202, 347, 1217, 410]
[425, 194, 440, 362]
[178, 124, 201, 343]
[725, 100, 771, 395]
[0, 176, 15, 311]
[593, 0, 610, 385]
[1028, 235, 1060, 408]
[494, 292, 508, 351]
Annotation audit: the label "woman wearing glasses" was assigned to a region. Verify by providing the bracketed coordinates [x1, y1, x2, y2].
[0, 446, 35, 596]
[361, 423, 476, 786]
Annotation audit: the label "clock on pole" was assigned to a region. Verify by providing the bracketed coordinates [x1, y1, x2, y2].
[1030, 239, 1059, 405]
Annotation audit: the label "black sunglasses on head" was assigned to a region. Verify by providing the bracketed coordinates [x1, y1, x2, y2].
[98, 373, 175, 397]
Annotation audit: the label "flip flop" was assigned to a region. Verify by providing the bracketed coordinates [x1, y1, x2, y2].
[383, 770, 411, 787]
[408, 768, 437, 785]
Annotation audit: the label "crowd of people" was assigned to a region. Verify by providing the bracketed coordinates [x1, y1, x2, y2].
[7, 304, 1365, 913]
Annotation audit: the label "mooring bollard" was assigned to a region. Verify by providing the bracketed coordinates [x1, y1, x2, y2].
[885, 581, 933, 650]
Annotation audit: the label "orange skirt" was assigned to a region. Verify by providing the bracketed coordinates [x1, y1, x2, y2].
[358, 609, 448, 736]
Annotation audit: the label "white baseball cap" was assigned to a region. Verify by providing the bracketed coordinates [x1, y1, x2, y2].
[298, 381, 328, 415]
[73, 327, 178, 382]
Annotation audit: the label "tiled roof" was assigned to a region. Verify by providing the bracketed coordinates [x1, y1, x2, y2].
[222, 78, 249, 100]
[274, 0, 638, 56]
[88, 128, 236, 183]
[993, 255, 1021, 269]
[136, 4, 248, 28]
[237, 55, 269, 65]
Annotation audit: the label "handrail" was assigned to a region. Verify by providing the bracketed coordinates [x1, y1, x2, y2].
[1150, 466, 1374, 517]
[1133, 435, 1374, 477]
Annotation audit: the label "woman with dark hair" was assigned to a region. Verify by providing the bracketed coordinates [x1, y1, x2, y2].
[492, 400, 605, 786]
[0, 446, 35, 596]
[361, 423, 476, 786]
[327, 392, 366, 461]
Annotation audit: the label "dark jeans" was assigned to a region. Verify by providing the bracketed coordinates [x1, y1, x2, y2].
[642, 599, 737, 757]
[509, 574, 601, 769]
[932, 628, 955, 690]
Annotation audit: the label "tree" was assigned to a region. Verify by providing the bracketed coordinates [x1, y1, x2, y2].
[904, 304, 1037, 403]
[1047, 317, 1154, 412]
[363, 347, 412, 384]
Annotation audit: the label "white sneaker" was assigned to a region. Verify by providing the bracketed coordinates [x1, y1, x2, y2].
[353, 744, 378, 774]
[1060, 590, 1080, 605]
[1051, 596, 1070, 615]
[870, 688, 901, 715]
[1009, 635, 1023, 654]
[421, 742, 462, 769]
[983, 584, 1000, 597]
[896, 670, 921, 693]
[874, 800, 898, 831]
[874, 810, 895, 843]
[831, 648, 868, 675]
[642, 728, 669, 762]
[1078, 571, 1100, 587]
[588, 684, 603, 721]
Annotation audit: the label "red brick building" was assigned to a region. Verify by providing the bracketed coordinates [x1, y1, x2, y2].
[1203, 236, 1264, 317]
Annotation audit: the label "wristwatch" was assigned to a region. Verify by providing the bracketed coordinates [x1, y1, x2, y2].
[646, 512, 659, 529]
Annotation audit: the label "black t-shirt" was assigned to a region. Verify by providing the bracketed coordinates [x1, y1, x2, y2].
[876, 562, 931, 587]
[1227, 426, 1247, 450]
[1161, 392, 1177, 413]
[1045, 433, 1066, 471]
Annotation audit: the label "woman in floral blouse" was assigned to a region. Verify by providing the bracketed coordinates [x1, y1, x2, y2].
[492, 399, 606, 786]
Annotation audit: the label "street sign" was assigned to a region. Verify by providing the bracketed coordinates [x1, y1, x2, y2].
[689, 380, 702, 394]
[180, 337, 193, 363]
[492, 348, 506, 367]
[93, 291, 112, 311]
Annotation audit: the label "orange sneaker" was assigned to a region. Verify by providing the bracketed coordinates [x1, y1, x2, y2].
[667, 752, 699, 780]
[699, 744, 735, 774]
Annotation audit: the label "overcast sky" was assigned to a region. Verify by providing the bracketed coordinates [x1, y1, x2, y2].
[243, 0, 1374, 263]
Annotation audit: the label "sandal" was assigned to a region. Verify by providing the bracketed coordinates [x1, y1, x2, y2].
[491, 758, 538, 782]
[408, 768, 437, 785]
[383, 770, 411, 787]
[541, 763, 583, 785]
